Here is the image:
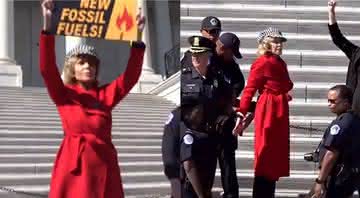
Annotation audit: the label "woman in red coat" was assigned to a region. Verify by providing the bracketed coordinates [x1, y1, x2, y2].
[40, 1, 145, 197]
[233, 27, 293, 198]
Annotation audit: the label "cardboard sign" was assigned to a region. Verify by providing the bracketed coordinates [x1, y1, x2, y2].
[50, 0, 138, 41]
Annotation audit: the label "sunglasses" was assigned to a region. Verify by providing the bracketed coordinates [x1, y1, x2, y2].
[328, 99, 344, 104]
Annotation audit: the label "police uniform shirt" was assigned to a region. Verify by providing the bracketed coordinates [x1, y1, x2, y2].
[216, 57, 245, 98]
[182, 60, 232, 108]
[164, 107, 180, 132]
[319, 112, 360, 167]
[180, 63, 232, 164]
[182, 63, 215, 105]
[180, 50, 192, 69]
[323, 113, 353, 152]
[161, 107, 181, 179]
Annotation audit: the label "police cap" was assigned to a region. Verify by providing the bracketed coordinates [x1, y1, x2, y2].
[188, 36, 215, 54]
[201, 16, 221, 31]
[219, 32, 242, 59]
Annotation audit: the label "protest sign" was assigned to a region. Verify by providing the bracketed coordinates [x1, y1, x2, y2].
[50, 0, 138, 41]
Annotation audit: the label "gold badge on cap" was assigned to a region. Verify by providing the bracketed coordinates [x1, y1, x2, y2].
[194, 37, 200, 47]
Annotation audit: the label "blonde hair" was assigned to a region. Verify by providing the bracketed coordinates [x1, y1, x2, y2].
[256, 36, 274, 56]
[62, 55, 99, 85]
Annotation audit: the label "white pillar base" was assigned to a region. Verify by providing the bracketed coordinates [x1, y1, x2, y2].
[130, 70, 163, 93]
[0, 62, 23, 87]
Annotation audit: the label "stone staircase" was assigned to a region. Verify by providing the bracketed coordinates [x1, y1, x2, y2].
[181, 0, 360, 197]
[0, 87, 176, 198]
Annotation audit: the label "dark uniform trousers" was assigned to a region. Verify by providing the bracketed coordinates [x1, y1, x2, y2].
[180, 122, 218, 198]
[217, 114, 239, 198]
[213, 56, 244, 198]
[325, 167, 360, 198]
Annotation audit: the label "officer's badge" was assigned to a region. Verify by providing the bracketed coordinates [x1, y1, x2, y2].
[330, 124, 340, 135]
[165, 112, 174, 125]
[194, 37, 200, 47]
[183, 134, 194, 145]
[210, 18, 218, 26]
[213, 79, 218, 88]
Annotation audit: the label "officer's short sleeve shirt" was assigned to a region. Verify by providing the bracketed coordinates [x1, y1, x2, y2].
[323, 113, 354, 152]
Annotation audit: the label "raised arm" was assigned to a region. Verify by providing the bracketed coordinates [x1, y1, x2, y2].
[103, 8, 146, 108]
[103, 43, 145, 108]
[328, 0, 358, 59]
[39, 0, 67, 105]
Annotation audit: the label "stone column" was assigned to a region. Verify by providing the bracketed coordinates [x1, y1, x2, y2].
[131, 0, 163, 93]
[152, 0, 173, 75]
[138, 0, 153, 74]
[0, 0, 22, 87]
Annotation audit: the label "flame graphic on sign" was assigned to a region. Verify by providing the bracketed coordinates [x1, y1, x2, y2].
[116, 6, 134, 32]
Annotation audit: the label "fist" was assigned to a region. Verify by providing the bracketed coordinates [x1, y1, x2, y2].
[328, 0, 336, 12]
[136, 8, 146, 33]
[41, 0, 54, 18]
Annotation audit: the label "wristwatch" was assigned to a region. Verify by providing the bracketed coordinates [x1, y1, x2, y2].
[315, 178, 325, 184]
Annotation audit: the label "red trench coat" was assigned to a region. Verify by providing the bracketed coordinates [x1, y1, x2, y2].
[237, 54, 293, 181]
[39, 32, 145, 198]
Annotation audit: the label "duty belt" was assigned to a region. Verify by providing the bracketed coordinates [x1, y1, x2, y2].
[185, 127, 209, 139]
[185, 122, 217, 135]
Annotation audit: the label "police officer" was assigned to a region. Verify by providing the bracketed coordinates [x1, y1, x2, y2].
[181, 16, 221, 68]
[181, 35, 233, 198]
[214, 32, 247, 198]
[182, 16, 245, 198]
[311, 85, 360, 198]
[216, 32, 244, 100]
[161, 107, 181, 198]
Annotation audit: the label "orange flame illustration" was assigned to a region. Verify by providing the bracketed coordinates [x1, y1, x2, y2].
[116, 6, 134, 32]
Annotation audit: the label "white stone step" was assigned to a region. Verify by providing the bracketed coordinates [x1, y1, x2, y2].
[181, 3, 360, 13]
[181, 16, 360, 25]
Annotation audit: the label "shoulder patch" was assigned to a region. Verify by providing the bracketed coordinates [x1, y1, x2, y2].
[165, 113, 174, 125]
[183, 134, 194, 145]
[330, 124, 341, 135]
